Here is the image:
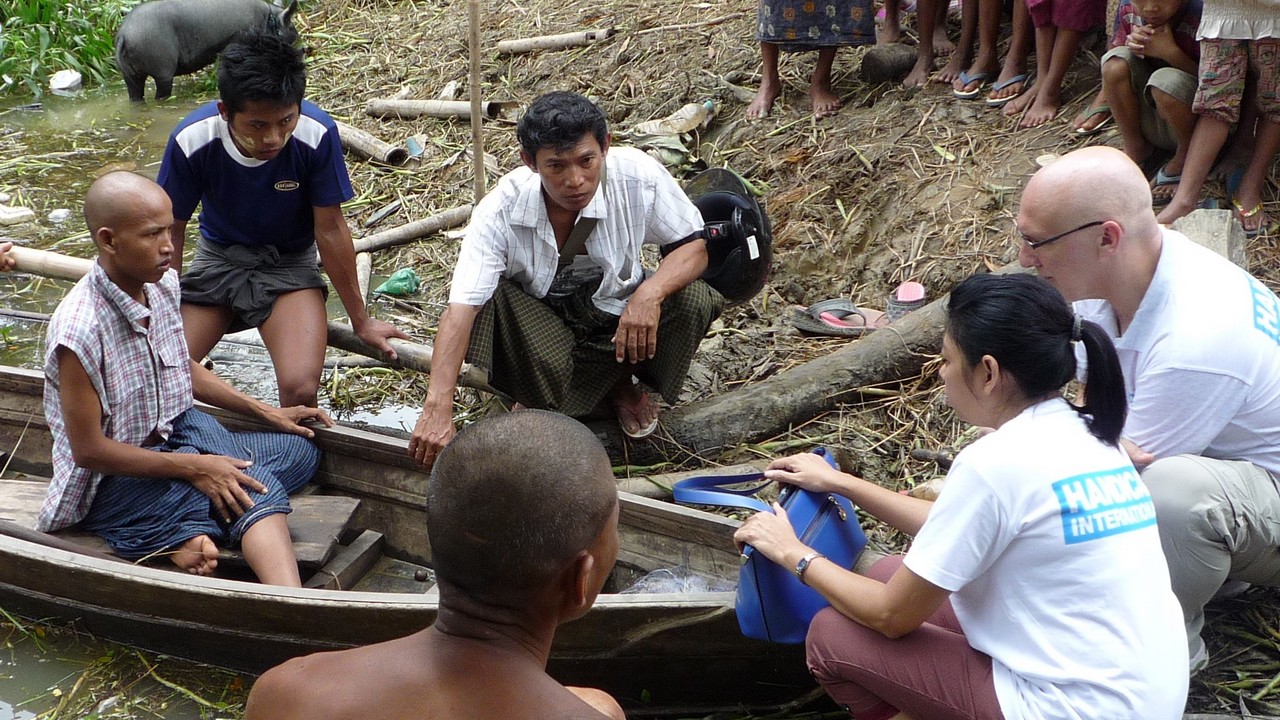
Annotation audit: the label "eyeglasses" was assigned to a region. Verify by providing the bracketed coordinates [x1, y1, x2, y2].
[1019, 220, 1106, 250]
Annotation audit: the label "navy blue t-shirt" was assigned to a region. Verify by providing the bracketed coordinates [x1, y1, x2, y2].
[158, 100, 354, 253]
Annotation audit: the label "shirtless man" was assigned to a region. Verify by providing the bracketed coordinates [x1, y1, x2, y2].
[245, 410, 625, 720]
[1018, 146, 1280, 671]
[39, 172, 330, 585]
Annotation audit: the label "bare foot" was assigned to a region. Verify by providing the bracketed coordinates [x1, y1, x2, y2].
[1002, 82, 1038, 117]
[746, 78, 781, 120]
[171, 534, 218, 576]
[810, 83, 843, 118]
[1156, 196, 1197, 225]
[877, 24, 903, 44]
[903, 54, 934, 88]
[1018, 92, 1060, 128]
[611, 381, 659, 438]
[933, 27, 955, 56]
[935, 52, 967, 84]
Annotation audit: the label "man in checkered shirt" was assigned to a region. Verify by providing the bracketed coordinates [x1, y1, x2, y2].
[409, 92, 724, 466]
[40, 171, 331, 585]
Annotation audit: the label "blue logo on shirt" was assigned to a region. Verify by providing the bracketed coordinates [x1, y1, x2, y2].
[1248, 275, 1280, 346]
[1053, 467, 1156, 544]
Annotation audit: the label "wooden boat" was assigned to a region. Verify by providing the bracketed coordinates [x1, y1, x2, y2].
[0, 365, 818, 716]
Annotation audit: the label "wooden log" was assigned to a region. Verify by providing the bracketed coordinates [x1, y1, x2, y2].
[325, 321, 494, 393]
[859, 43, 917, 84]
[8, 245, 92, 281]
[335, 121, 408, 166]
[366, 99, 501, 120]
[495, 28, 615, 54]
[353, 204, 472, 254]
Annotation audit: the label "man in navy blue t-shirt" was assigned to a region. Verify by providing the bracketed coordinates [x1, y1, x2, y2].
[158, 30, 405, 407]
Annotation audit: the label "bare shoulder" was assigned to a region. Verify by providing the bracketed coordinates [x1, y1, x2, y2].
[244, 646, 388, 720]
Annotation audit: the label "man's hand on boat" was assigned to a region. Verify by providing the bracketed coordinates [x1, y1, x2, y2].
[408, 404, 454, 468]
[256, 404, 334, 439]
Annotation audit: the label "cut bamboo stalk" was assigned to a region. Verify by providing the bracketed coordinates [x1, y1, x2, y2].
[495, 28, 615, 54]
[335, 121, 408, 166]
[365, 99, 502, 120]
[8, 246, 92, 280]
[468, 0, 486, 202]
[352, 204, 472, 254]
[355, 252, 372, 303]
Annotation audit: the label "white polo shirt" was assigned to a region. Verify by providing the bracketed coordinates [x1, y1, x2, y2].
[448, 146, 704, 316]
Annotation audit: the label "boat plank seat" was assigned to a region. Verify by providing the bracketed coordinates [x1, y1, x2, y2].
[0, 478, 359, 570]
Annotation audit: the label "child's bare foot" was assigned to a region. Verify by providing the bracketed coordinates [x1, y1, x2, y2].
[1002, 82, 1038, 116]
[985, 70, 1028, 106]
[810, 83, 843, 117]
[1018, 92, 1060, 128]
[1156, 196, 1196, 225]
[903, 54, 934, 88]
[933, 27, 955, 56]
[935, 52, 968, 84]
[171, 535, 219, 575]
[746, 79, 781, 120]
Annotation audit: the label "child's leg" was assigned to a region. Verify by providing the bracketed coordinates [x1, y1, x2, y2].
[1231, 38, 1280, 235]
[880, 0, 903, 44]
[810, 47, 843, 117]
[1157, 38, 1248, 223]
[932, 0, 956, 56]
[1098, 50, 1145, 159]
[956, 0, 1001, 93]
[1150, 71, 1198, 177]
[748, 41, 783, 119]
[1004, 21, 1055, 117]
[904, 0, 940, 87]
[988, 0, 1034, 103]
[939, 0, 978, 83]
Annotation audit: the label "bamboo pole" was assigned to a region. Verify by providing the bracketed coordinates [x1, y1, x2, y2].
[335, 121, 408, 166]
[355, 252, 372, 303]
[7, 246, 495, 392]
[352, 204, 472, 254]
[365, 99, 501, 120]
[495, 28, 614, 54]
[468, 0, 486, 203]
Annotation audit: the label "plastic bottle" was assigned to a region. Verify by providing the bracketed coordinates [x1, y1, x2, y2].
[632, 100, 716, 136]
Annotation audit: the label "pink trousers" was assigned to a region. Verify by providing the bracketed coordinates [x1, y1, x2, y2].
[803, 556, 1005, 720]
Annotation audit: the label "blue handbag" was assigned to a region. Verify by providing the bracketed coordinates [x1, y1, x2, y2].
[673, 448, 868, 644]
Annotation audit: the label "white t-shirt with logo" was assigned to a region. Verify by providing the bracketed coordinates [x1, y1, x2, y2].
[905, 399, 1188, 720]
[1075, 228, 1280, 475]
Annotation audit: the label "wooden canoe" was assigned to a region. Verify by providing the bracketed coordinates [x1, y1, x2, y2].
[0, 365, 818, 716]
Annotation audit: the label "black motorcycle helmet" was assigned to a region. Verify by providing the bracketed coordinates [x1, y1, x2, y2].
[667, 168, 773, 306]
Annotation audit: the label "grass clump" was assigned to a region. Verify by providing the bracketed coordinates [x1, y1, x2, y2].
[0, 0, 140, 97]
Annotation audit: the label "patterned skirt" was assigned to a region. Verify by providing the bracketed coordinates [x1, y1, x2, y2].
[757, 0, 877, 50]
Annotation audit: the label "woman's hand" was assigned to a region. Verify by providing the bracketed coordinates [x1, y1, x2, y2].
[733, 502, 809, 567]
[764, 452, 848, 493]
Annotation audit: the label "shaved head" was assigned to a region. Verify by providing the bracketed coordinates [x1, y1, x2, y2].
[1024, 147, 1160, 245]
[83, 171, 167, 242]
[427, 410, 617, 606]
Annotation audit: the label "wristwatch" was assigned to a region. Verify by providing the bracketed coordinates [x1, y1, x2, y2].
[794, 551, 824, 585]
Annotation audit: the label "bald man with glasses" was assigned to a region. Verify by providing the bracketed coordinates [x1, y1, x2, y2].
[1018, 145, 1280, 674]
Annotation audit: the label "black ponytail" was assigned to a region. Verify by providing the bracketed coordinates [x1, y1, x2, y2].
[946, 273, 1127, 445]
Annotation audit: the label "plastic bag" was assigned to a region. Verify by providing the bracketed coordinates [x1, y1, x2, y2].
[374, 268, 420, 296]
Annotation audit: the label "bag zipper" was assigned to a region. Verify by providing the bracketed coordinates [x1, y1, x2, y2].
[798, 496, 845, 545]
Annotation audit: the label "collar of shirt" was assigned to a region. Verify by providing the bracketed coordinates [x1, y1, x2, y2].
[508, 161, 612, 233]
[89, 261, 153, 334]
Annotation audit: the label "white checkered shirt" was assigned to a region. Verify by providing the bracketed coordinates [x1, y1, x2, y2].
[448, 146, 704, 316]
[38, 264, 194, 531]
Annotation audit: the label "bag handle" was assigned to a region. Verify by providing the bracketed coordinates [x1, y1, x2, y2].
[672, 448, 839, 514]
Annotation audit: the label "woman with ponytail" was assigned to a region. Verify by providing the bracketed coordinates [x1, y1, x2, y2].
[735, 272, 1188, 720]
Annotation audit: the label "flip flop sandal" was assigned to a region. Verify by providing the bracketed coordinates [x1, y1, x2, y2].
[985, 73, 1029, 107]
[886, 281, 927, 321]
[1072, 105, 1113, 136]
[1233, 199, 1264, 239]
[952, 70, 993, 100]
[616, 395, 660, 439]
[790, 299, 889, 337]
[1150, 165, 1181, 207]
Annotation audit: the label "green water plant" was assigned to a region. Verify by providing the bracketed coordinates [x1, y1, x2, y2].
[0, 0, 140, 97]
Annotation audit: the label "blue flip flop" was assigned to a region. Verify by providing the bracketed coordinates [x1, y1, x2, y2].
[1151, 165, 1181, 207]
[953, 70, 993, 100]
[985, 73, 1029, 107]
